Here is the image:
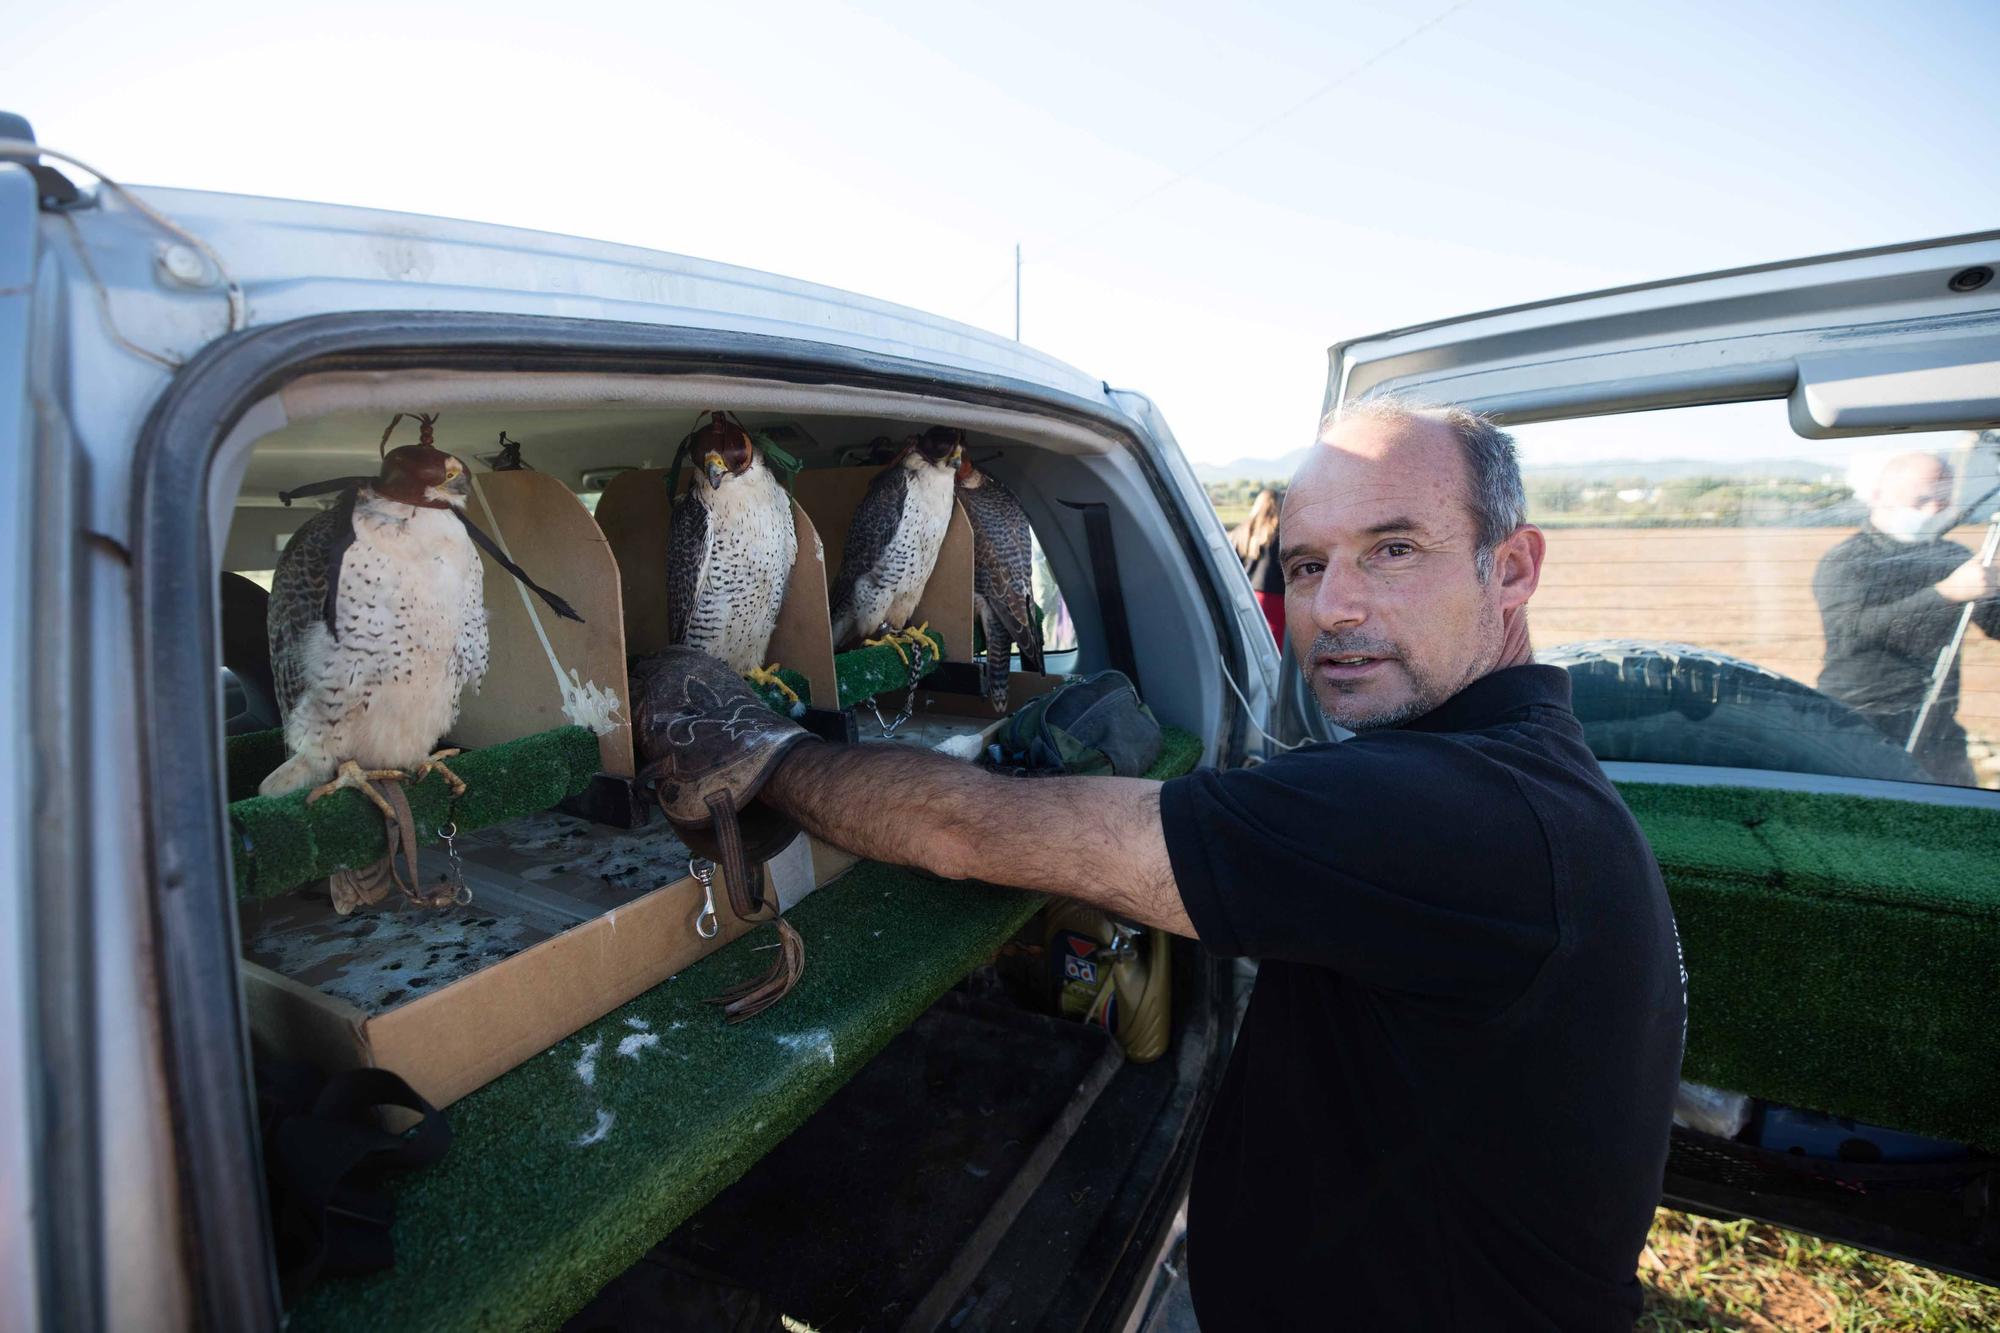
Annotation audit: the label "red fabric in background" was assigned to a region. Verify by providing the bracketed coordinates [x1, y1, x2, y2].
[1253, 591, 1285, 645]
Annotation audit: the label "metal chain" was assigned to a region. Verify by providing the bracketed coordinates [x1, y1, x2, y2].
[436, 821, 473, 906]
[691, 857, 720, 939]
[864, 636, 931, 738]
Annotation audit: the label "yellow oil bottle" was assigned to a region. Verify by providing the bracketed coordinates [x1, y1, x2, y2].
[1042, 902, 1172, 1063]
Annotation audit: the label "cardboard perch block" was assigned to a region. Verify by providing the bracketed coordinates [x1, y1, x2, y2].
[457, 469, 635, 777]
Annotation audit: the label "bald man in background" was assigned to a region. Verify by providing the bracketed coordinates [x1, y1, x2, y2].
[1814, 452, 2000, 784]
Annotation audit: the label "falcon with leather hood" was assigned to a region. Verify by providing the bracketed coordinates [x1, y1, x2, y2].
[954, 458, 1045, 711]
[667, 412, 798, 699]
[828, 426, 964, 650]
[262, 413, 580, 911]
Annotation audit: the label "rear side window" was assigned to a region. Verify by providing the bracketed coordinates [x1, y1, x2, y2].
[1510, 402, 1999, 790]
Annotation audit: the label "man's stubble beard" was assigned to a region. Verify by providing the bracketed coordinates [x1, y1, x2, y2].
[1312, 598, 1506, 733]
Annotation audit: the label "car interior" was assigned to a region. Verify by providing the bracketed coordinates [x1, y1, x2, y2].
[211, 369, 1243, 1332]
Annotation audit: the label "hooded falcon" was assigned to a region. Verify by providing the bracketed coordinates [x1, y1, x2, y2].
[262, 419, 488, 813]
[954, 459, 1044, 710]
[667, 413, 798, 692]
[828, 426, 964, 650]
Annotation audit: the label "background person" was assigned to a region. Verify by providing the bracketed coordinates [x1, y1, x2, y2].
[1230, 486, 1285, 643]
[1814, 451, 2000, 784]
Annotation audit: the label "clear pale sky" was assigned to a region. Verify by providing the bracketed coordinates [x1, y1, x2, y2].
[13, 0, 1997, 464]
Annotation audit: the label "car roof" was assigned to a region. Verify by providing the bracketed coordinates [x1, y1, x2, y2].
[122, 184, 1111, 403]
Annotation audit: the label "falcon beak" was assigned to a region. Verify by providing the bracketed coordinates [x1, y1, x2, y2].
[703, 451, 729, 490]
[438, 455, 471, 502]
[948, 444, 964, 468]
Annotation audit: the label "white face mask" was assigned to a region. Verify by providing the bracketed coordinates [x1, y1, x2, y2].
[1873, 506, 1942, 543]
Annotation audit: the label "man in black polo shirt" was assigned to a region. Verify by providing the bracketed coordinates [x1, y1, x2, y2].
[654, 399, 1684, 1330]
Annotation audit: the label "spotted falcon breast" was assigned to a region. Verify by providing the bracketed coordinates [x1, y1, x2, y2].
[260, 446, 489, 798]
[666, 415, 798, 675]
[828, 427, 964, 650]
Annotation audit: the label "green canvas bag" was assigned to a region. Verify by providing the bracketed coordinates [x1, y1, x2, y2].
[990, 670, 1162, 777]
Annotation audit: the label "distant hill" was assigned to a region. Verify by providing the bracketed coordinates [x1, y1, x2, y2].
[1523, 457, 1841, 484]
[1197, 453, 1840, 485]
[1193, 448, 1309, 483]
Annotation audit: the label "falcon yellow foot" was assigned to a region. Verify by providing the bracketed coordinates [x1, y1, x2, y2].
[745, 664, 802, 708]
[307, 760, 406, 821]
[863, 622, 940, 668]
[412, 748, 467, 797]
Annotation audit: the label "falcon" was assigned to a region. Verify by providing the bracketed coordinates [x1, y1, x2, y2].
[828, 426, 964, 651]
[261, 413, 579, 910]
[954, 459, 1045, 710]
[667, 413, 799, 702]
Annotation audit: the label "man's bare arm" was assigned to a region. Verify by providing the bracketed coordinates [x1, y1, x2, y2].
[762, 742, 1195, 937]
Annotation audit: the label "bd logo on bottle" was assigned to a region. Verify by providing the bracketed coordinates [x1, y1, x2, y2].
[1060, 932, 1099, 985]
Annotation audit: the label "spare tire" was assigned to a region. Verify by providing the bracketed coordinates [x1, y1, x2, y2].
[1541, 640, 1928, 783]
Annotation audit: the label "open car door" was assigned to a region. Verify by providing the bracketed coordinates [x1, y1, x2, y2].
[1297, 231, 2000, 1282]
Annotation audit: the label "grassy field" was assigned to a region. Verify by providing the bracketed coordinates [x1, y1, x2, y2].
[1640, 1209, 2000, 1331]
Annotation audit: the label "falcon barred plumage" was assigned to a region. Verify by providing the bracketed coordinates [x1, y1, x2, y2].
[666, 414, 798, 691]
[828, 427, 964, 650]
[261, 418, 490, 911]
[954, 459, 1044, 711]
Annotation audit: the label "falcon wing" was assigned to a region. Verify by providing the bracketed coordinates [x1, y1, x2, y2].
[963, 475, 1043, 673]
[828, 464, 912, 630]
[266, 491, 358, 721]
[665, 487, 711, 646]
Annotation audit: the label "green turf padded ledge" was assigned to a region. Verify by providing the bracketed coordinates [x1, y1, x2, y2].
[287, 865, 1048, 1333]
[1614, 782, 2000, 1148]
[286, 726, 1201, 1333]
[229, 727, 601, 900]
[1147, 725, 1203, 783]
[834, 632, 948, 711]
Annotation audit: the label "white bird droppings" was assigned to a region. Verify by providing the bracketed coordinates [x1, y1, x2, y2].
[625, 1017, 651, 1031]
[777, 1029, 837, 1066]
[617, 1032, 659, 1059]
[575, 1110, 615, 1147]
[575, 1039, 601, 1088]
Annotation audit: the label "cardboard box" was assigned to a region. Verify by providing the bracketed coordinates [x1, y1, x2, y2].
[240, 812, 824, 1116]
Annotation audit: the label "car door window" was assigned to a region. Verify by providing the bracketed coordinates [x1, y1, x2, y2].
[1508, 402, 1999, 790]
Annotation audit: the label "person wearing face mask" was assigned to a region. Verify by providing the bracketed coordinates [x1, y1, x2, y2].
[1813, 451, 2000, 784]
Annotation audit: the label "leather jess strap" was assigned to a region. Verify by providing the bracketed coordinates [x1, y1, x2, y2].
[705, 789, 768, 920]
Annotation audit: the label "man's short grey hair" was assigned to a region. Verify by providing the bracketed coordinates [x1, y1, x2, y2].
[1321, 398, 1527, 580]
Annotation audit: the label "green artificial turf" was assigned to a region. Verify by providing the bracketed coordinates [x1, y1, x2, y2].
[1614, 782, 2000, 1148]
[284, 726, 1202, 1333]
[834, 632, 948, 711]
[228, 727, 601, 900]
[226, 728, 291, 803]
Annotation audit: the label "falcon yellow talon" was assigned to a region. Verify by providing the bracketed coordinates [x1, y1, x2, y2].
[412, 749, 468, 798]
[746, 664, 802, 707]
[307, 759, 406, 822]
[863, 632, 913, 667]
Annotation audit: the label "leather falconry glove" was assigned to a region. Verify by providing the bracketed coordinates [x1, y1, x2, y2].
[631, 646, 818, 1020]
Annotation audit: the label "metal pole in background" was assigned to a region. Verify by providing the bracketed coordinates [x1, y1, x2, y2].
[1014, 242, 1021, 342]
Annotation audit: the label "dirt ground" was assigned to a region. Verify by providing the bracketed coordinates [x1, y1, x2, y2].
[1534, 526, 2000, 787]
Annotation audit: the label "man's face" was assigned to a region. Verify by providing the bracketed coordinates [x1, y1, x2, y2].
[1870, 453, 1952, 523]
[1280, 414, 1540, 731]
